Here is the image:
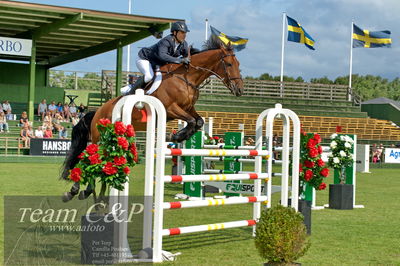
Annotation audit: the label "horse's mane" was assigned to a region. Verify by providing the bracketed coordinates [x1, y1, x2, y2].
[192, 35, 233, 55]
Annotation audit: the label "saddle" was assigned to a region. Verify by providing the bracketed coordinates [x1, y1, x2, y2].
[127, 70, 162, 96]
[127, 76, 148, 95]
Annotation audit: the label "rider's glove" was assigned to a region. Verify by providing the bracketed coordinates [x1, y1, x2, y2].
[180, 57, 191, 64]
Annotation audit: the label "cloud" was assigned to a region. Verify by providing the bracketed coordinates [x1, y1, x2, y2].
[188, 0, 400, 81]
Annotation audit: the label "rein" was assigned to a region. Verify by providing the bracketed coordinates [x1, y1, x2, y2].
[159, 52, 241, 90]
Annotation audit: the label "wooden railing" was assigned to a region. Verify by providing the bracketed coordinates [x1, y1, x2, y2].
[202, 79, 354, 103]
[99, 70, 360, 106]
[0, 137, 29, 155]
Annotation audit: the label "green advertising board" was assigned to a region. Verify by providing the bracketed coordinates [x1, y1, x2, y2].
[224, 132, 243, 196]
[183, 131, 203, 197]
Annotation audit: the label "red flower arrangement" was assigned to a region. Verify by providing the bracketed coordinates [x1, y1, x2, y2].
[69, 119, 138, 191]
[299, 132, 329, 190]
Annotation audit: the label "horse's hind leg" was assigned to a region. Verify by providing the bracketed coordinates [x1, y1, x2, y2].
[167, 104, 196, 142]
[62, 182, 80, 202]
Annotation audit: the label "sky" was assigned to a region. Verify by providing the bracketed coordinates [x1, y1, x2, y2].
[17, 0, 400, 81]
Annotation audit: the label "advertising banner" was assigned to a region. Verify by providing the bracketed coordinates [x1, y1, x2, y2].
[30, 138, 71, 156]
[0, 36, 32, 56]
[384, 148, 400, 163]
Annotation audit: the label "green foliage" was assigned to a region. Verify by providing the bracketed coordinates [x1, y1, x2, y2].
[49, 70, 101, 91]
[328, 134, 354, 170]
[299, 132, 329, 191]
[70, 119, 138, 191]
[310, 76, 333, 84]
[254, 205, 310, 263]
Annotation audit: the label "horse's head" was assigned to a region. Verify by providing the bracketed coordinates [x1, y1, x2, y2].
[215, 45, 244, 96]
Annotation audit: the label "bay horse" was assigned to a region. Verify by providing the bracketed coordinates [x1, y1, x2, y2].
[61, 38, 244, 201]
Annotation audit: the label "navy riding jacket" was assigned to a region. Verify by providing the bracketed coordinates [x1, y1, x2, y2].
[138, 34, 189, 67]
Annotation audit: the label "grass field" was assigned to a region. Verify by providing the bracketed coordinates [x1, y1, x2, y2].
[0, 160, 400, 265]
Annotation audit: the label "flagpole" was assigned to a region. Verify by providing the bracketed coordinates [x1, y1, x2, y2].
[348, 21, 354, 100]
[127, 0, 132, 77]
[205, 18, 209, 41]
[280, 12, 286, 97]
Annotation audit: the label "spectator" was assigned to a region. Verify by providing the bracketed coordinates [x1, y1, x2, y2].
[63, 103, 71, 122]
[0, 102, 3, 113]
[34, 126, 44, 138]
[273, 134, 281, 160]
[71, 116, 79, 126]
[56, 102, 64, 118]
[78, 103, 86, 118]
[19, 111, 29, 127]
[69, 103, 77, 118]
[43, 126, 53, 138]
[245, 137, 255, 146]
[0, 111, 9, 133]
[52, 112, 64, 131]
[376, 144, 384, 162]
[48, 101, 57, 117]
[20, 123, 32, 147]
[28, 125, 34, 138]
[58, 126, 68, 139]
[2, 100, 13, 120]
[37, 99, 47, 120]
[42, 111, 53, 130]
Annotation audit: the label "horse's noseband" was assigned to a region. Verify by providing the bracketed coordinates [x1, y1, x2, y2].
[220, 53, 242, 90]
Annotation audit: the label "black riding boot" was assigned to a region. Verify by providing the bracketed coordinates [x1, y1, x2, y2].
[127, 76, 145, 95]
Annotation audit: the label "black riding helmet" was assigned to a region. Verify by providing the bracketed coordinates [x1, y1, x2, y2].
[171, 21, 190, 33]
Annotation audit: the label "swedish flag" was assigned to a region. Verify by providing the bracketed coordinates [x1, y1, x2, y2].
[287, 16, 315, 50]
[210, 26, 248, 51]
[352, 24, 391, 48]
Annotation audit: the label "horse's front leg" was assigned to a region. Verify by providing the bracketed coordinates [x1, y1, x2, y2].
[188, 108, 204, 131]
[167, 104, 196, 142]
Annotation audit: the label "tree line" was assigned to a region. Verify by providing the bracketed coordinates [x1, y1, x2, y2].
[245, 73, 400, 101]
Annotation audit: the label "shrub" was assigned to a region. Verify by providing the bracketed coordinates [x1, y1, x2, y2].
[255, 205, 310, 264]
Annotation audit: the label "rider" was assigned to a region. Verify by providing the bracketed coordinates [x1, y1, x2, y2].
[126, 21, 192, 95]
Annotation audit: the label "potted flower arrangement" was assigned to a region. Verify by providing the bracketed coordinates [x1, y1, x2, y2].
[70, 118, 138, 197]
[327, 133, 354, 210]
[69, 119, 138, 264]
[255, 205, 310, 265]
[204, 134, 220, 145]
[297, 131, 329, 233]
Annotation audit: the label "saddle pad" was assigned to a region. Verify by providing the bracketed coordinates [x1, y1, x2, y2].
[146, 70, 162, 95]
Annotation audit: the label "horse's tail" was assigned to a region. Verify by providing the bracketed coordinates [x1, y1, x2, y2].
[60, 111, 96, 180]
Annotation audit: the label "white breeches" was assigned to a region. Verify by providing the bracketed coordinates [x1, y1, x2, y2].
[136, 59, 154, 83]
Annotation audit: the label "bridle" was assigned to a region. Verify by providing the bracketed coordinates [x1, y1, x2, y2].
[189, 52, 242, 90]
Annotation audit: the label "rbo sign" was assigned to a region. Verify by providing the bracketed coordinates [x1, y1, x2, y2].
[0, 36, 32, 57]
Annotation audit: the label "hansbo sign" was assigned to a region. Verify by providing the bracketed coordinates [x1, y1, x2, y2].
[0, 36, 32, 57]
[30, 138, 71, 156]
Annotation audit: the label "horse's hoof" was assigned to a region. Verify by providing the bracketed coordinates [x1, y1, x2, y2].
[62, 192, 74, 202]
[78, 191, 87, 200]
[166, 133, 173, 142]
[78, 190, 93, 200]
[172, 133, 185, 143]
